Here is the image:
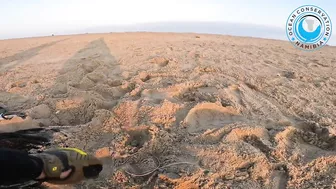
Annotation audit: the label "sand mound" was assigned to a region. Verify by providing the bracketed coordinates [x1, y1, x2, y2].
[0, 33, 335, 188]
[185, 103, 244, 133]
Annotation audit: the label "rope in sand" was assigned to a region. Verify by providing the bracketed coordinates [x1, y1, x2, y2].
[123, 155, 198, 177]
[46, 125, 199, 178]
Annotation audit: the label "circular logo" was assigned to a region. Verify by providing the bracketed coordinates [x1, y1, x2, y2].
[286, 5, 332, 51]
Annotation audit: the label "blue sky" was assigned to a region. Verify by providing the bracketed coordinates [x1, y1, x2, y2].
[0, 0, 335, 42]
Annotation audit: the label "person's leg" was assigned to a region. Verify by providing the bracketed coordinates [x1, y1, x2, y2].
[0, 148, 43, 185]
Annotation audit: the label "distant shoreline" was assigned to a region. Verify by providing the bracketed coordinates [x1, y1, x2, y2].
[0, 21, 335, 46]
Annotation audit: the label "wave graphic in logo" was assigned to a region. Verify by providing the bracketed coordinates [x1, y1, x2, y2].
[296, 17, 321, 42]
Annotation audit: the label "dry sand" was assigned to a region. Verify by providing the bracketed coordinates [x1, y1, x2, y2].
[0, 33, 336, 188]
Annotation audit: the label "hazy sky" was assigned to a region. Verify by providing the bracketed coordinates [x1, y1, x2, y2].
[0, 0, 335, 41]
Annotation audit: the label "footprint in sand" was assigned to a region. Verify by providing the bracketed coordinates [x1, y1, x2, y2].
[86, 72, 107, 83]
[125, 126, 152, 148]
[53, 97, 98, 125]
[149, 57, 169, 67]
[184, 103, 245, 133]
[82, 61, 99, 73]
[141, 89, 169, 103]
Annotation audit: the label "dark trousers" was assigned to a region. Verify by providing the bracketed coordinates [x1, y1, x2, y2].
[0, 148, 43, 186]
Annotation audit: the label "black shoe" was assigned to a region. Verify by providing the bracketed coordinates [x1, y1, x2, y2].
[0, 106, 27, 120]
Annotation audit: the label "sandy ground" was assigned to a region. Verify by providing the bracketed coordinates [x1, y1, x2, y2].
[0, 33, 336, 189]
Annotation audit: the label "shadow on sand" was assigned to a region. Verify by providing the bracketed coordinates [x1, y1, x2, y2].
[0, 37, 123, 188]
[46, 37, 123, 125]
[49, 37, 121, 96]
[0, 38, 69, 74]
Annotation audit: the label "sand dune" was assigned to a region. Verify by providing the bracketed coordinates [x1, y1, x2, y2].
[0, 33, 336, 188]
